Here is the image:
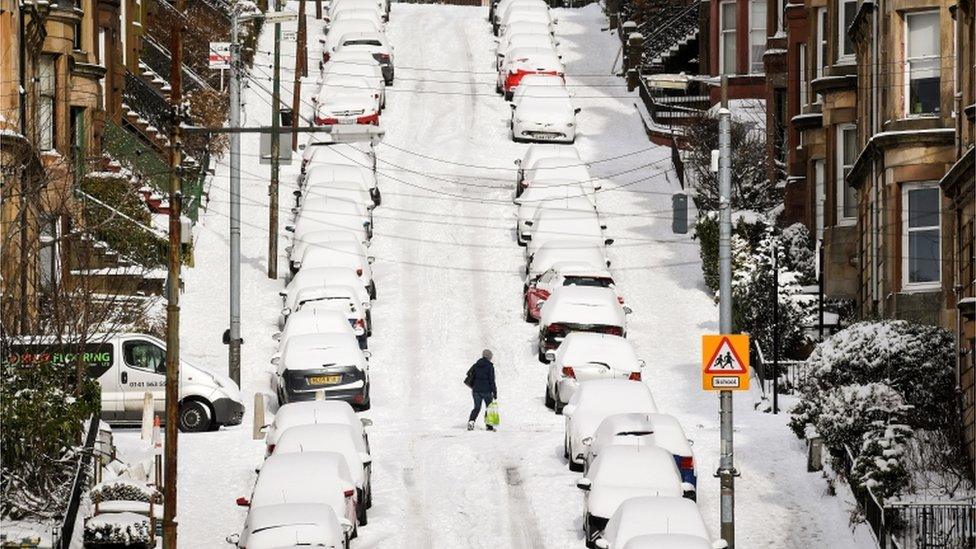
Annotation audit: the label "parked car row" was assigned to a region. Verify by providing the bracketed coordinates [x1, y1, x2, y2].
[492, 0, 580, 143]
[314, 0, 395, 126]
[229, 1, 400, 546]
[498, 56, 725, 547]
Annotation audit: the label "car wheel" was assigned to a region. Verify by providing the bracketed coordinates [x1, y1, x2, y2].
[356, 495, 368, 525]
[563, 435, 569, 459]
[504, 91, 513, 101]
[538, 347, 547, 363]
[544, 384, 555, 409]
[569, 456, 584, 473]
[495, 82, 502, 94]
[584, 513, 596, 548]
[368, 281, 377, 300]
[554, 388, 564, 415]
[178, 400, 212, 433]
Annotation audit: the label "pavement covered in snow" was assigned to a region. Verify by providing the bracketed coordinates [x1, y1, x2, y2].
[117, 3, 876, 547]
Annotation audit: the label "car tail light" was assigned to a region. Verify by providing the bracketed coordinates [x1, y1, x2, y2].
[356, 268, 364, 276]
[628, 371, 642, 381]
[601, 326, 623, 336]
[547, 323, 564, 334]
[679, 456, 694, 470]
[344, 489, 355, 498]
[373, 53, 390, 61]
[267, 444, 276, 454]
[355, 318, 365, 330]
[532, 288, 550, 300]
[322, 52, 331, 63]
[617, 296, 625, 305]
[562, 366, 576, 379]
[353, 393, 364, 404]
[315, 116, 339, 126]
[356, 112, 379, 125]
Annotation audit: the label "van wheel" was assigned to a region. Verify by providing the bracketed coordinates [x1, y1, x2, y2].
[179, 400, 212, 432]
[544, 385, 555, 409]
[357, 493, 368, 525]
[554, 389, 564, 415]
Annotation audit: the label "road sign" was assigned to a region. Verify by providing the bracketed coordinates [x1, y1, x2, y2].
[283, 29, 297, 41]
[702, 334, 750, 391]
[262, 11, 298, 23]
[209, 42, 231, 69]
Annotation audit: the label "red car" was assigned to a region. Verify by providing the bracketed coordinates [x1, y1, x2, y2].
[497, 47, 564, 101]
[525, 262, 622, 323]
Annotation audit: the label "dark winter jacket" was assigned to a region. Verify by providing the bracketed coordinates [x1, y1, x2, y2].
[468, 358, 497, 397]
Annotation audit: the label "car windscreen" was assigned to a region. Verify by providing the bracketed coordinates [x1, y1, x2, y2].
[344, 39, 383, 46]
[564, 276, 613, 288]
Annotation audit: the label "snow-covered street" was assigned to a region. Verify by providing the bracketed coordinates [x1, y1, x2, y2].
[121, 3, 876, 547]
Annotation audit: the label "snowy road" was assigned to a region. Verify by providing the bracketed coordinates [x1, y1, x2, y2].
[114, 3, 874, 548]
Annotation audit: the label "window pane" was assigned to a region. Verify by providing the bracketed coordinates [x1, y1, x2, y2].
[908, 12, 940, 58]
[908, 58, 941, 114]
[751, 1, 766, 27]
[723, 33, 737, 73]
[843, 128, 857, 164]
[908, 229, 939, 283]
[907, 187, 939, 228]
[843, 167, 857, 217]
[722, 2, 737, 31]
[841, 1, 857, 56]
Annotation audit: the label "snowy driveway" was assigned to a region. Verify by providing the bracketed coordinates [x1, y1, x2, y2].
[118, 3, 872, 548]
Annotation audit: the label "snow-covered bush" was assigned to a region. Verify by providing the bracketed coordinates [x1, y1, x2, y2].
[794, 383, 910, 449]
[799, 320, 955, 429]
[84, 512, 152, 547]
[90, 480, 160, 505]
[853, 422, 913, 500]
[779, 223, 816, 285]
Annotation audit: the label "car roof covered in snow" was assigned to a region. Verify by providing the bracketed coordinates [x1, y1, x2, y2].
[521, 144, 581, 169]
[304, 163, 375, 187]
[337, 31, 389, 47]
[285, 268, 368, 307]
[280, 309, 354, 338]
[303, 142, 373, 167]
[506, 48, 562, 73]
[298, 194, 368, 216]
[621, 534, 714, 549]
[267, 401, 362, 446]
[294, 285, 361, 308]
[571, 379, 657, 412]
[556, 333, 637, 367]
[540, 286, 624, 326]
[528, 240, 608, 279]
[280, 333, 365, 372]
[589, 445, 681, 489]
[251, 452, 353, 508]
[274, 424, 365, 476]
[242, 503, 341, 543]
[527, 156, 591, 183]
[605, 496, 712, 546]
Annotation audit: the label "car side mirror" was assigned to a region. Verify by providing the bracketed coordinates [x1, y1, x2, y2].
[600, 224, 607, 230]
[339, 518, 354, 533]
[293, 190, 302, 197]
[361, 417, 373, 427]
[298, 143, 307, 151]
[270, 355, 281, 366]
[510, 104, 516, 109]
[285, 225, 295, 233]
[225, 533, 240, 544]
[544, 350, 555, 362]
[562, 404, 576, 417]
[576, 478, 591, 491]
[367, 256, 375, 264]
[581, 436, 594, 446]
[235, 496, 250, 507]
[524, 220, 533, 226]
[363, 350, 372, 359]
[272, 332, 281, 342]
[290, 207, 299, 215]
[514, 159, 521, 166]
[604, 238, 614, 246]
[278, 290, 288, 298]
[513, 198, 523, 205]
[638, 359, 646, 368]
[623, 306, 633, 315]
[281, 307, 292, 317]
[574, 107, 581, 114]
[360, 452, 373, 465]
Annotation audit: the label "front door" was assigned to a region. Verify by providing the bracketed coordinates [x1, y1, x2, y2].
[120, 338, 167, 421]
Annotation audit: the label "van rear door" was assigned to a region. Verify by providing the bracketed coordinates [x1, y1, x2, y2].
[119, 338, 167, 421]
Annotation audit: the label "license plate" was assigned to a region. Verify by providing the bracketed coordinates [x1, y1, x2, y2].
[307, 375, 341, 385]
[339, 117, 356, 124]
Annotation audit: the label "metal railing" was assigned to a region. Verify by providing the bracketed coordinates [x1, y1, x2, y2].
[123, 70, 173, 138]
[53, 413, 101, 548]
[749, 340, 808, 396]
[140, 35, 211, 93]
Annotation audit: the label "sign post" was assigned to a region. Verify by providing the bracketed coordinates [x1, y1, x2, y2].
[209, 41, 231, 91]
[702, 334, 750, 391]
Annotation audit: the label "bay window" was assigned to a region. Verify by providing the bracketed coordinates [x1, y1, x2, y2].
[720, 1, 737, 74]
[750, 0, 767, 74]
[904, 11, 941, 116]
[902, 183, 941, 288]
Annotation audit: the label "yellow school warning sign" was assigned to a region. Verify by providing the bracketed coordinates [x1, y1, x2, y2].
[702, 334, 750, 391]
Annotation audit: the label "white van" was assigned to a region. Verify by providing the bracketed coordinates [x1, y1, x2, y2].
[3, 333, 244, 432]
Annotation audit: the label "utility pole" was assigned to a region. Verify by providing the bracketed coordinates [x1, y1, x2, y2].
[717, 75, 736, 549]
[291, 0, 307, 151]
[163, 0, 185, 546]
[268, 0, 282, 279]
[772, 244, 779, 414]
[228, 8, 242, 386]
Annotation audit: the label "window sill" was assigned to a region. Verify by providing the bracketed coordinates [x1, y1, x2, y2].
[835, 218, 856, 227]
[900, 284, 940, 294]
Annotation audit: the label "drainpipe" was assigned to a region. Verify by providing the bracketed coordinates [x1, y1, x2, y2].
[869, 0, 880, 311]
[952, 4, 962, 157]
[17, 3, 30, 334]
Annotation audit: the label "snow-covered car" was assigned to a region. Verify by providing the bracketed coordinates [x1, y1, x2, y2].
[236, 452, 359, 539]
[287, 230, 365, 273]
[263, 400, 371, 457]
[525, 262, 619, 322]
[511, 73, 566, 105]
[286, 286, 368, 340]
[511, 86, 579, 143]
[538, 286, 631, 362]
[301, 162, 380, 205]
[233, 503, 352, 549]
[334, 31, 394, 84]
[524, 203, 609, 259]
[497, 33, 557, 71]
[514, 144, 582, 197]
[562, 378, 658, 471]
[327, 0, 386, 23]
[526, 239, 611, 280]
[320, 19, 382, 64]
[516, 184, 593, 245]
[498, 5, 554, 38]
[276, 308, 365, 352]
[330, 8, 384, 33]
[498, 47, 564, 100]
[273, 423, 373, 524]
[322, 52, 386, 108]
[493, 0, 546, 33]
[577, 445, 692, 545]
[525, 156, 600, 195]
[295, 241, 375, 299]
[280, 266, 373, 332]
[272, 333, 370, 409]
[498, 20, 552, 47]
[594, 496, 726, 549]
[302, 141, 375, 175]
[299, 181, 374, 217]
[289, 197, 372, 246]
[545, 333, 643, 412]
[313, 76, 380, 126]
[582, 413, 696, 489]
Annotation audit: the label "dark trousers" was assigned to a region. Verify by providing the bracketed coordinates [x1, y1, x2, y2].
[469, 391, 493, 422]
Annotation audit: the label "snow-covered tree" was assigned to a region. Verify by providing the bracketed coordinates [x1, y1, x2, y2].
[853, 422, 913, 500]
[793, 382, 910, 450]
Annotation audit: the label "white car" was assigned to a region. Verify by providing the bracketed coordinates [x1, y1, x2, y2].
[494, 0, 548, 28]
[263, 400, 370, 457]
[583, 413, 697, 491]
[562, 378, 657, 471]
[525, 204, 609, 259]
[287, 230, 365, 274]
[516, 183, 593, 245]
[295, 241, 375, 299]
[498, 5, 554, 38]
[512, 86, 579, 143]
[302, 141, 375, 174]
[237, 452, 358, 539]
[525, 261, 619, 321]
[276, 308, 365, 351]
[272, 333, 370, 409]
[299, 182, 374, 218]
[274, 423, 373, 524]
[525, 156, 600, 195]
[514, 144, 582, 197]
[301, 162, 379, 205]
[498, 47, 564, 100]
[330, 8, 384, 32]
[498, 20, 552, 46]
[595, 496, 727, 549]
[322, 53, 386, 108]
[287, 286, 368, 338]
[327, 0, 385, 22]
[335, 31, 394, 84]
[538, 286, 631, 362]
[289, 196, 372, 245]
[511, 73, 566, 105]
[313, 76, 379, 126]
[526, 239, 611, 280]
[577, 446, 690, 545]
[545, 333, 643, 412]
[320, 19, 382, 64]
[497, 33, 557, 71]
[281, 266, 373, 331]
[233, 503, 351, 549]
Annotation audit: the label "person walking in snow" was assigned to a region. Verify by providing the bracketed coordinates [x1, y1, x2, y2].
[466, 349, 497, 431]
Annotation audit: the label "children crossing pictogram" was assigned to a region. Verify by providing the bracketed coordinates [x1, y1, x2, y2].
[704, 337, 747, 373]
[701, 334, 750, 391]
